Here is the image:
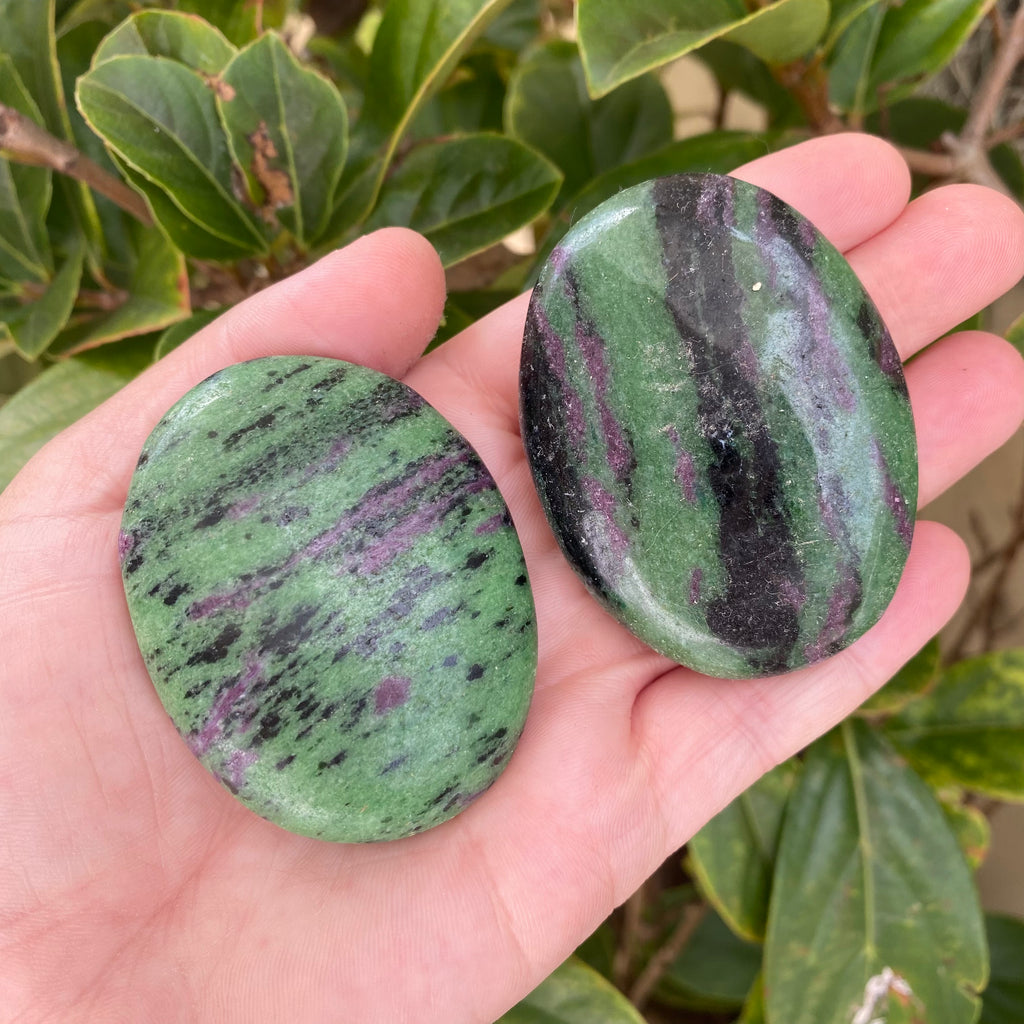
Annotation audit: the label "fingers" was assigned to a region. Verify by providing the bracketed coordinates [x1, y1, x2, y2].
[848, 184, 1024, 360]
[730, 132, 911, 250]
[627, 520, 971, 854]
[910, 331, 1024, 507]
[12, 228, 446, 514]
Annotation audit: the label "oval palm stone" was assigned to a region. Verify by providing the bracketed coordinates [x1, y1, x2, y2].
[520, 174, 917, 678]
[121, 356, 537, 842]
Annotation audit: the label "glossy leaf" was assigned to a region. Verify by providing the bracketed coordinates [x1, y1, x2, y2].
[764, 720, 987, 1024]
[687, 761, 798, 942]
[0, 333, 152, 491]
[0, 240, 83, 358]
[335, 0, 515, 227]
[939, 793, 991, 870]
[870, 0, 992, 92]
[505, 40, 672, 205]
[76, 55, 267, 256]
[886, 649, 1024, 801]
[218, 33, 348, 244]
[829, 0, 993, 115]
[577, 0, 829, 98]
[91, 10, 237, 73]
[826, 1, 886, 116]
[366, 133, 560, 267]
[982, 914, 1024, 1024]
[654, 909, 762, 1011]
[109, 152, 256, 262]
[821, 0, 887, 53]
[496, 957, 646, 1024]
[858, 637, 941, 716]
[48, 221, 188, 355]
[0, 55, 53, 285]
[153, 306, 221, 360]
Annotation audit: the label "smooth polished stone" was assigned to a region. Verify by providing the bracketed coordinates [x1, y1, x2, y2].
[520, 173, 917, 678]
[121, 356, 536, 842]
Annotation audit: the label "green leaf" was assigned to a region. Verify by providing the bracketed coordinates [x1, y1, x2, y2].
[91, 9, 237, 73]
[764, 720, 987, 1024]
[654, 909, 762, 1011]
[0, 333, 151, 491]
[735, 973, 765, 1024]
[153, 306, 221, 360]
[982, 914, 1024, 1024]
[531, 131, 769, 278]
[858, 637, 941, 716]
[821, 0, 887, 54]
[687, 761, 798, 943]
[870, 0, 993, 93]
[76, 55, 267, 257]
[411, 51, 507, 140]
[496, 956, 647, 1024]
[188, 0, 288, 46]
[573, 921, 618, 982]
[0, 0, 102, 248]
[826, 1, 886, 116]
[830, 0, 994, 115]
[0, 55, 53, 284]
[577, 0, 829, 98]
[1005, 312, 1024, 359]
[0, 240, 83, 358]
[108, 152, 253, 262]
[365, 133, 560, 268]
[939, 792, 991, 871]
[49, 221, 188, 355]
[335, 0, 516, 228]
[218, 32, 348, 245]
[505, 39, 673, 206]
[481, 0, 541, 52]
[886, 649, 1024, 801]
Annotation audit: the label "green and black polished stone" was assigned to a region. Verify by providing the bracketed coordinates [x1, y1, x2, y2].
[520, 173, 917, 678]
[121, 356, 537, 842]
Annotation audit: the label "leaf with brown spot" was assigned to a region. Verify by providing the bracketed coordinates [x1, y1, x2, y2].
[247, 121, 293, 221]
[218, 33, 347, 244]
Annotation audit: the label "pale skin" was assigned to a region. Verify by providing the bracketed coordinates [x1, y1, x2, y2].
[2, 134, 1024, 1024]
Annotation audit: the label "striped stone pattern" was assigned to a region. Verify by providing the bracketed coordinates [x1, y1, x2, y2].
[121, 356, 537, 842]
[520, 174, 917, 678]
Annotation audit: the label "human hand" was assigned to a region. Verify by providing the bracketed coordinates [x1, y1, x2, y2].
[3, 134, 1023, 1024]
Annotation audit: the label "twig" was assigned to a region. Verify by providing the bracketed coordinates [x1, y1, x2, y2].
[628, 901, 708, 1011]
[612, 884, 646, 989]
[948, 457, 1024, 661]
[0, 102, 152, 226]
[960, 1, 1024, 150]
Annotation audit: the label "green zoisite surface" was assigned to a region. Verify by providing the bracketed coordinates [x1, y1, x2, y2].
[121, 356, 537, 842]
[520, 173, 917, 678]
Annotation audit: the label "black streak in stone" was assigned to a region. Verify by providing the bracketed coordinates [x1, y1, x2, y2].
[652, 175, 804, 670]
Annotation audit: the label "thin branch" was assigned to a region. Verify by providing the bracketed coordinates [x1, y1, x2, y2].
[612, 884, 646, 989]
[897, 145, 957, 177]
[0, 103, 152, 226]
[987, 119, 1024, 146]
[961, 1, 1024, 149]
[628, 901, 708, 1011]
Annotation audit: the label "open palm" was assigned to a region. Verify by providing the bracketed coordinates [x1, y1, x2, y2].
[3, 134, 1024, 1024]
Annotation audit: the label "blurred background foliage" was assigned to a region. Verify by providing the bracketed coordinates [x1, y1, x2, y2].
[2, 1, 1024, 1021]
